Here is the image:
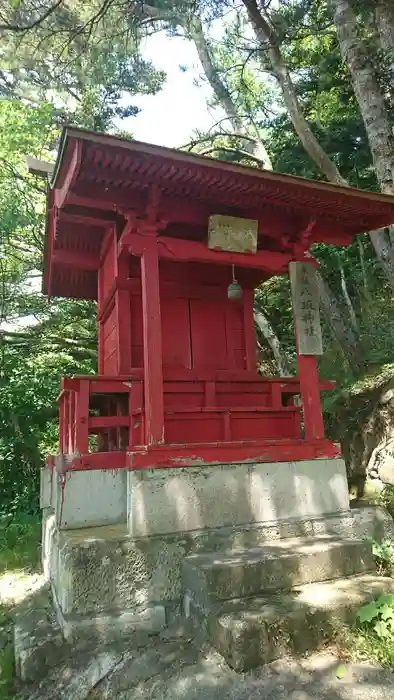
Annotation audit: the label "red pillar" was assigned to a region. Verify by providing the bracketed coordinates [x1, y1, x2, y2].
[115, 255, 132, 374]
[290, 260, 325, 441]
[297, 353, 325, 440]
[140, 236, 165, 445]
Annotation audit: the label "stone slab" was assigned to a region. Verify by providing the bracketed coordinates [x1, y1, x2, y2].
[53, 592, 166, 643]
[186, 574, 394, 672]
[128, 458, 350, 536]
[40, 467, 53, 509]
[42, 506, 394, 629]
[182, 536, 375, 606]
[14, 584, 68, 682]
[52, 468, 127, 530]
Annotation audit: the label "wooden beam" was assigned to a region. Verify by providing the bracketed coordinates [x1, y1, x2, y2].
[116, 256, 132, 373]
[54, 138, 82, 210]
[52, 249, 100, 270]
[140, 237, 165, 445]
[26, 156, 54, 179]
[243, 288, 257, 371]
[58, 211, 113, 229]
[67, 192, 126, 212]
[123, 232, 295, 273]
[297, 354, 325, 440]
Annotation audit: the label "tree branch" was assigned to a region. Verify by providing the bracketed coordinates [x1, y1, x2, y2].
[0, 0, 63, 32]
[242, 0, 348, 186]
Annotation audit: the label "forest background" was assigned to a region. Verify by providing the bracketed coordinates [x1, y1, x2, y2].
[1, 0, 394, 517]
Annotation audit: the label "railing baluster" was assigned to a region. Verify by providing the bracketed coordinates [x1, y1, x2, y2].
[75, 380, 90, 454]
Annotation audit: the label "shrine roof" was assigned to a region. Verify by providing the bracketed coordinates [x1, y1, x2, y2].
[44, 126, 394, 299]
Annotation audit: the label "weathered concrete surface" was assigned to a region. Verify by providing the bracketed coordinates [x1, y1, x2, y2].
[41, 467, 127, 530]
[24, 646, 126, 700]
[14, 584, 67, 682]
[95, 651, 394, 700]
[42, 506, 394, 641]
[23, 640, 394, 700]
[128, 459, 350, 536]
[186, 574, 394, 672]
[15, 590, 394, 700]
[54, 598, 166, 643]
[183, 537, 375, 606]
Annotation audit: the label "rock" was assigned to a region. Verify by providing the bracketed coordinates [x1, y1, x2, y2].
[25, 646, 125, 700]
[14, 584, 67, 682]
[93, 640, 200, 699]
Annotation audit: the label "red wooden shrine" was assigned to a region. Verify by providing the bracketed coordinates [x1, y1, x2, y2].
[44, 128, 394, 472]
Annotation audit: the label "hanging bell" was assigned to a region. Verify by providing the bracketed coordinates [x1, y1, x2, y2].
[228, 264, 243, 301]
[228, 280, 243, 301]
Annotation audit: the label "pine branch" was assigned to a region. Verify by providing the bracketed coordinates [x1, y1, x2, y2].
[0, 1, 63, 33]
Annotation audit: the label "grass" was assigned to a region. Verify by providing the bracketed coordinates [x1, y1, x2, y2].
[0, 515, 41, 700]
[336, 623, 394, 669]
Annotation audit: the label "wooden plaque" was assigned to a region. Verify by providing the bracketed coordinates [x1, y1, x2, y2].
[289, 261, 323, 356]
[208, 215, 258, 254]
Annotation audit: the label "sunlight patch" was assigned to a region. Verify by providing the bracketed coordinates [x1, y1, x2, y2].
[0, 572, 45, 606]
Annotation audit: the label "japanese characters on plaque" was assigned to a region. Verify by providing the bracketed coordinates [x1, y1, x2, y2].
[289, 261, 323, 356]
[207, 215, 258, 254]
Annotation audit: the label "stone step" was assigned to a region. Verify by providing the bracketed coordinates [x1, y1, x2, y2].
[182, 536, 375, 606]
[185, 573, 394, 672]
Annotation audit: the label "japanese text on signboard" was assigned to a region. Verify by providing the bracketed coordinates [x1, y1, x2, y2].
[289, 262, 323, 356]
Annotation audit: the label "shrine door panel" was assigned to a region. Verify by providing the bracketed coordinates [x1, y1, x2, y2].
[102, 305, 118, 374]
[190, 298, 246, 370]
[161, 296, 192, 369]
[130, 294, 144, 368]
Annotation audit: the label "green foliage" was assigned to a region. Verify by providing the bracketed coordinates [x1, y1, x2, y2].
[358, 593, 394, 640]
[379, 486, 394, 520]
[365, 537, 394, 576]
[0, 514, 40, 699]
[0, 1, 165, 131]
[338, 620, 394, 667]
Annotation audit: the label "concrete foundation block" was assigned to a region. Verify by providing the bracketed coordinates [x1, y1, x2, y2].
[187, 574, 394, 672]
[41, 505, 391, 643]
[40, 466, 53, 509]
[52, 468, 127, 529]
[182, 537, 375, 607]
[14, 584, 67, 682]
[55, 600, 166, 643]
[127, 459, 350, 536]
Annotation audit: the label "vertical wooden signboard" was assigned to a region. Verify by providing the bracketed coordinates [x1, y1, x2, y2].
[289, 261, 323, 356]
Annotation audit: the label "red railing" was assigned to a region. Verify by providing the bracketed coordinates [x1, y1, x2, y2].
[56, 371, 335, 458]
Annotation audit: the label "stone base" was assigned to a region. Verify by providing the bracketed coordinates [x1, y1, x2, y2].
[42, 505, 394, 643]
[37, 457, 393, 661]
[187, 574, 394, 672]
[40, 466, 127, 530]
[127, 458, 350, 536]
[41, 458, 350, 534]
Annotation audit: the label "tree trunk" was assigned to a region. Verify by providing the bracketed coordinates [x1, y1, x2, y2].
[338, 259, 358, 332]
[357, 235, 369, 300]
[369, 228, 394, 287]
[241, 0, 394, 288]
[129, 0, 365, 370]
[241, 0, 347, 186]
[188, 16, 272, 168]
[375, 0, 394, 88]
[317, 272, 363, 373]
[332, 0, 394, 284]
[254, 310, 290, 376]
[332, 0, 394, 193]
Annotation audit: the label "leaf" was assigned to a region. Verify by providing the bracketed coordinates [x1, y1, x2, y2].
[379, 603, 394, 621]
[374, 620, 390, 639]
[335, 665, 346, 679]
[357, 601, 379, 623]
[376, 594, 394, 608]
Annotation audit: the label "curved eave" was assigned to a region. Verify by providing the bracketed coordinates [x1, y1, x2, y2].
[43, 126, 394, 300]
